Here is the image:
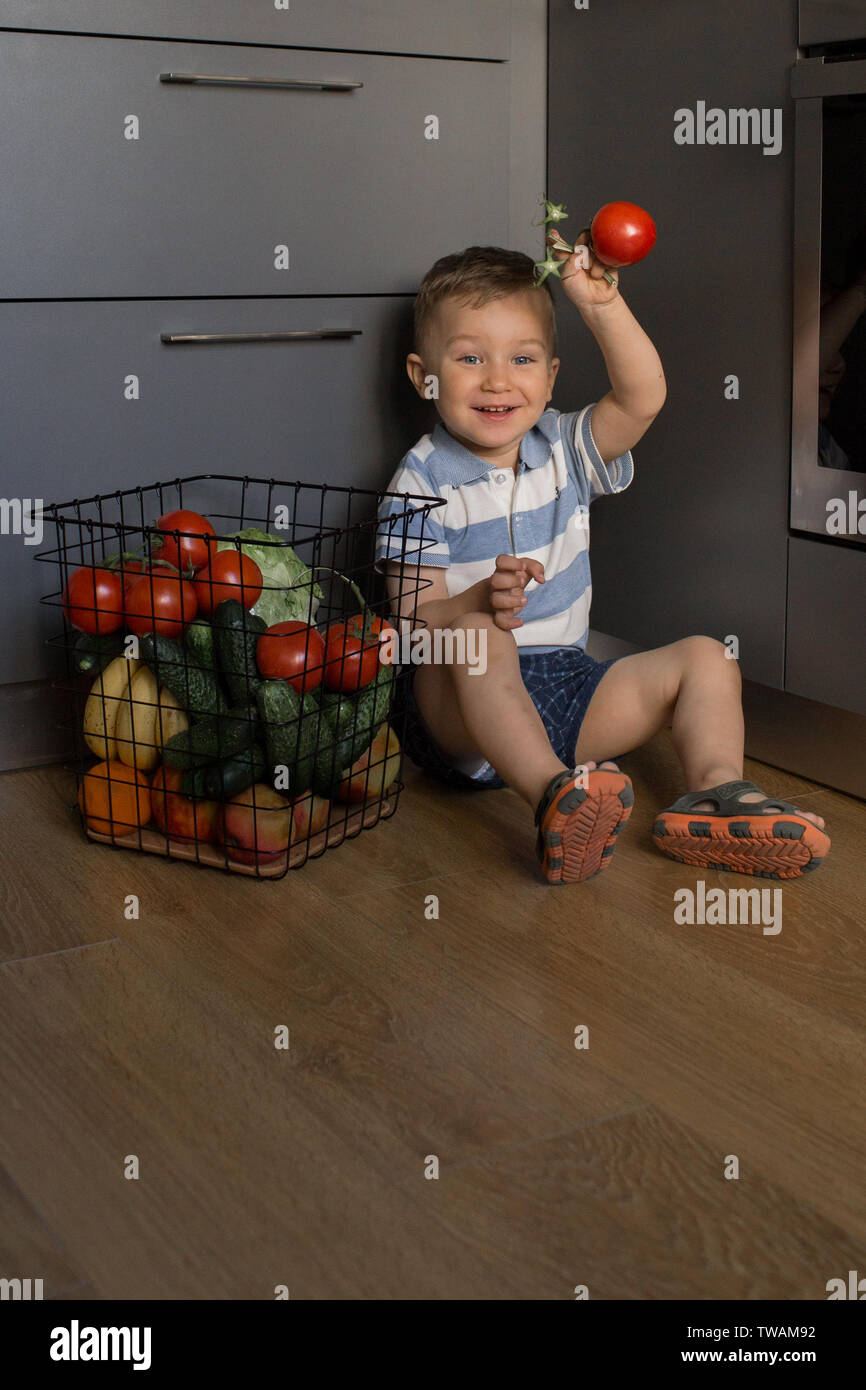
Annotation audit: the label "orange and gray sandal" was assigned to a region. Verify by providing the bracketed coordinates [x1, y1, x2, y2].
[535, 764, 634, 884]
[652, 779, 830, 879]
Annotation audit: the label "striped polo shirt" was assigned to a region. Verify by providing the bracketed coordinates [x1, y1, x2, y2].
[375, 403, 634, 652]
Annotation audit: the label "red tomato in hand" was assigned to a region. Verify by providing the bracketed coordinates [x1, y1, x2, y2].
[124, 573, 198, 637]
[256, 621, 325, 693]
[322, 621, 381, 692]
[194, 551, 263, 614]
[590, 202, 656, 268]
[63, 566, 125, 635]
[156, 509, 215, 572]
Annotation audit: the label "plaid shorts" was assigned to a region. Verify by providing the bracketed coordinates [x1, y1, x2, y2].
[394, 645, 621, 791]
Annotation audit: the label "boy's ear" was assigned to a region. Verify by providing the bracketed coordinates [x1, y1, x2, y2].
[406, 352, 428, 398]
[546, 356, 560, 401]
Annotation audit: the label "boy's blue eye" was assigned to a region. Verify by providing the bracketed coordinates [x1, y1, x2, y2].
[457, 354, 535, 364]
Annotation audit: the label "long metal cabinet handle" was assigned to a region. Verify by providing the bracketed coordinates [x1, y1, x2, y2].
[160, 331, 362, 345]
[160, 72, 363, 92]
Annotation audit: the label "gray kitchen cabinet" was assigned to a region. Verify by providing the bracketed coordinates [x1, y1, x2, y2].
[0, 0, 510, 60]
[548, 0, 797, 690]
[785, 536, 866, 716]
[0, 32, 507, 297]
[799, 0, 866, 46]
[3, 296, 433, 686]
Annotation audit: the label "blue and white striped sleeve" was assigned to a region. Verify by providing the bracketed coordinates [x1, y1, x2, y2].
[560, 403, 635, 505]
[375, 462, 450, 572]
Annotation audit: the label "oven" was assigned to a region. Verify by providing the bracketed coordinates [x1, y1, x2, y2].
[791, 3, 866, 543]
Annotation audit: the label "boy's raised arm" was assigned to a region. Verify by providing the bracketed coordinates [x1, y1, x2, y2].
[550, 234, 666, 463]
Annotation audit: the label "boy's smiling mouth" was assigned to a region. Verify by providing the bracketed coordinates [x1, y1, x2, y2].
[473, 404, 518, 415]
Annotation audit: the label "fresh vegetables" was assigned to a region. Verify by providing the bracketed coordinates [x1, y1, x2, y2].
[256, 680, 322, 797]
[72, 503, 402, 862]
[184, 617, 219, 672]
[589, 201, 657, 269]
[63, 566, 125, 635]
[322, 616, 380, 693]
[215, 527, 323, 627]
[315, 664, 396, 795]
[72, 629, 127, 676]
[124, 572, 198, 638]
[156, 509, 215, 571]
[256, 620, 325, 694]
[212, 600, 267, 704]
[533, 197, 656, 287]
[194, 549, 263, 615]
[193, 743, 268, 801]
[139, 633, 227, 718]
[162, 703, 259, 771]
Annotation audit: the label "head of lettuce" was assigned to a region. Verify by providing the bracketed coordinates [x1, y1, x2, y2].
[216, 527, 323, 626]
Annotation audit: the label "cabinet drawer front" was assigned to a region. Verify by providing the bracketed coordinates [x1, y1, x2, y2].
[6, 297, 434, 685]
[0, 0, 511, 59]
[0, 32, 507, 297]
[786, 536, 866, 717]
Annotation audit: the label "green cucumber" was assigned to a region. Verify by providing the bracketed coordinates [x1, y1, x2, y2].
[163, 702, 259, 771]
[72, 629, 126, 676]
[185, 742, 269, 800]
[316, 664, 396, 793]
[213, 599, 267, 706]
[256, 680, 323, 798]
[184, 618, 219, 673]
[139, 632, 226, 718]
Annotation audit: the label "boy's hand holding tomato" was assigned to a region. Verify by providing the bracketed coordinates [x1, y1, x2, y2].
[549, 230, 622, 311]
[488, 553, 545, 631]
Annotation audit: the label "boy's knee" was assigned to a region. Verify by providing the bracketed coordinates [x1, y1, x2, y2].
[681, 635, 741, 682]
[448, 611, 514, 668]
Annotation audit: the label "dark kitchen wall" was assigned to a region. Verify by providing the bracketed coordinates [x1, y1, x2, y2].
[548, 0, 798, 688]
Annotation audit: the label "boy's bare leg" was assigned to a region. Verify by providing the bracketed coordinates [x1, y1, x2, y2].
[573, 636, 825, 829]
[412, 611, 620, 808]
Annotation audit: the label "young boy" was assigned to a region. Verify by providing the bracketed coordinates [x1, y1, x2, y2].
[375, 235, 830, 884]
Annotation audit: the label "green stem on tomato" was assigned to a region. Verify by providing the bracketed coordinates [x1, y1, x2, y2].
[304, 566, 375, 636]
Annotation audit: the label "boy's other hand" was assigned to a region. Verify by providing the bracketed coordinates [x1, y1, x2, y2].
[549, 230, 620, 311]
[488, 553, 545, 630]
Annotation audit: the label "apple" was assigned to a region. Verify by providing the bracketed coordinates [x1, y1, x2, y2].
[336, 723, 401, 803]
[218, 783, 293, 864]
[289, 792, 331, 847]
[151, 764, 219, 843]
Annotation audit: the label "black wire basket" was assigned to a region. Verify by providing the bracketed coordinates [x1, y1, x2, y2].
[35, 474, 443, 878]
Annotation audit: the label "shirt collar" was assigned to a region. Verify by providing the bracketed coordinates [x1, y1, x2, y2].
[431, 414, 553, 484]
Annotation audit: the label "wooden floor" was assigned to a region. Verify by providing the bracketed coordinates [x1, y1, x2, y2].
[1, 735, 865, 1300]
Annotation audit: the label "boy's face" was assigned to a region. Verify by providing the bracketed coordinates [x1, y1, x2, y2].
[407, 288, 559, 467]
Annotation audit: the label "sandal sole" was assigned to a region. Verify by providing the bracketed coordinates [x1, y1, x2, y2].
[539, 769, 634, 884]
[652, 811, 830, 880]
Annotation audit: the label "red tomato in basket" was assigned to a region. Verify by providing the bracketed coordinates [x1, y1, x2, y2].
[62, 565, 125, 635]
[124, 572, 198, 638]
[322, 620, 381, 692]
[156, 509, 216, 572]
[256, 621, 325, 694]
[590, 202, 656, 268]
[194, 551, 263, 614]
[116, 556, 179, 593]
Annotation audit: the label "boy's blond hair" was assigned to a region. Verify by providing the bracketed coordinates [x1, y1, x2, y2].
[413, 246, 557, 362]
